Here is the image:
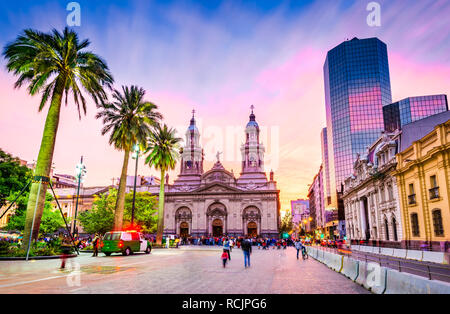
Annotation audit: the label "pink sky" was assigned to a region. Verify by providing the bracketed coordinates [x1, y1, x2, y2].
[1, 0, 450, 212]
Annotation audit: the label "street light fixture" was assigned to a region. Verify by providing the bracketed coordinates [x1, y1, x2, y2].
[131, 144, 140, 226]
[73, 156, 87, 236]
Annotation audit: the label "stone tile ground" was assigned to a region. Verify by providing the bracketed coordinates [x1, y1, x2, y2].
[0, 246, 369, 294]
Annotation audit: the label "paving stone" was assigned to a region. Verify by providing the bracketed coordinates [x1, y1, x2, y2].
[0, 246, 369, 294]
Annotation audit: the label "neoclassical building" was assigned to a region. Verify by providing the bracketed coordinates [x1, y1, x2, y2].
[163, 109, 280, 238]
[394, 120, 450, 252]
[343, 131, 403, 246]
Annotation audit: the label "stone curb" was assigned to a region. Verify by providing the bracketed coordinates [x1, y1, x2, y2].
[0, 254, 77, 261]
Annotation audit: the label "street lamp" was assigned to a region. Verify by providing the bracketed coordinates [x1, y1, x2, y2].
[73, 156, 87, 236]
[131, 144, 140, 226]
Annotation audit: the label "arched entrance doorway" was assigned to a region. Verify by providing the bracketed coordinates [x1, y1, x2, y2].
[180, 222, 189, 237]
[175, 207, 192, 236]
[247, 221, 257, 237]
[206, 202, 227, 236]
[242, 206, 261, 236]
[212, 219, 223, 236]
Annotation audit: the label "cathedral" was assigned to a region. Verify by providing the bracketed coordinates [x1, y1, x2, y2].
[163, 108, 280, 238]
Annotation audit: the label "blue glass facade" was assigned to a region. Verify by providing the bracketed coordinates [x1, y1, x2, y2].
[383, 95, 448, 132]
[324, 37, 392, 203]
[320, 127, 331, 205]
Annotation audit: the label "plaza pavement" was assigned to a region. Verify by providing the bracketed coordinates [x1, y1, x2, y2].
[0, 246, 369, 294]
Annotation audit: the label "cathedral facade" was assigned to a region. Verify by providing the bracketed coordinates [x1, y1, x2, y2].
[163, 109, 280, 238]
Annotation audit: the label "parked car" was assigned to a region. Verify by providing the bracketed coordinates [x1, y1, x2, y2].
[101, 231, 151, 256]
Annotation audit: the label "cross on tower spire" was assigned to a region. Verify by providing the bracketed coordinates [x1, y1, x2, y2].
[250, 105, 254, 113]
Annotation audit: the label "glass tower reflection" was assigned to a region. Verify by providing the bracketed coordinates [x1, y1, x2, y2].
[324, 37, 392, 207]
[383, 95, 448, 132]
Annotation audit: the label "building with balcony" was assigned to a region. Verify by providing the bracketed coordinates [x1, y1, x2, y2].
[343, 131, 403, 246]
[394, 119, 450, 252]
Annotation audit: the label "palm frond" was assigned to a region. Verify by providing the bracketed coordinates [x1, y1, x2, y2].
[2, 26, 114, 114]
[96, 85, 162, 152]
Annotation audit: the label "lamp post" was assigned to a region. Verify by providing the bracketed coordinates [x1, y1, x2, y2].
[131, 144, 140, 226]
[73, 156, 87, 236]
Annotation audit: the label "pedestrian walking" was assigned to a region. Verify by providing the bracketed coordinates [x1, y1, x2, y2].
[92, 234, 100, 257]
[241, 237, 252, 268]
[60, 237, 71, 269]
[294, 239, 303, 260]
[223, 237, 231, 260]
[302, 245, 308, 260]
[221, 250, 229, 268]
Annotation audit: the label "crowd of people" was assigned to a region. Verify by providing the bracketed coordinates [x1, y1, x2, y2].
[178, 235, 312, 249]
[216, 236, 310, 268]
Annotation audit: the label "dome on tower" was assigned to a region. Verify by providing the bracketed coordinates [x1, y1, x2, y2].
[246, 105, 259, 128]
[188, 110, 199, 132]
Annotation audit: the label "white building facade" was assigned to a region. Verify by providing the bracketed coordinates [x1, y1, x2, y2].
[163, 109, 280, 238]
[343, 131, 403, 246]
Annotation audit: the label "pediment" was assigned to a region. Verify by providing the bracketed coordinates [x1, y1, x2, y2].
[194, 183, 241, 193]
[202, 170, 234, 183]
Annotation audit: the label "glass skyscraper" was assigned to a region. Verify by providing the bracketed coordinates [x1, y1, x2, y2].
[324, 37, 392, 208]
[320, 127, 331, 206]
[383, 95, 448, 132]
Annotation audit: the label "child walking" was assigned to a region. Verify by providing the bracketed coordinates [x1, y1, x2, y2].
[221, 249, 229, 268]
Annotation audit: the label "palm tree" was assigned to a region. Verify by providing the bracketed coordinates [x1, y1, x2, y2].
[145, 124, 181, 245]
[3, 27, 113, 246]
[96, 85, 162, 231]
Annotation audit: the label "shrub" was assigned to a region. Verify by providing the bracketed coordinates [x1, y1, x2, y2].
[0, 241, 10, 255]
[0, 240, 74, 257]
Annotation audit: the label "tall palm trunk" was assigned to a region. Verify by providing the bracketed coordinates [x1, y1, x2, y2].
[22, 77, 66, 249]
[114, 148, 130, 230]
[156, 169, 165, 245]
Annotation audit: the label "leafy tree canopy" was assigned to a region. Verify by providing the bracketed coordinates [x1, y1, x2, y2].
[6, 192, 65, 235]
[0, 149, 32, 208]
[124, 191, 158, 233]
[78, 189, 116, 235]
[78, 189, 158, 235]
[280, 211, 294, 234]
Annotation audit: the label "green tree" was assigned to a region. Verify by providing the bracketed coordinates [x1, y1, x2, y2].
[6, 192, 64, 235]
[0, 149, 32, 208]
[96, 86, 162, 231]
[78, 189, 158, 235]
[3, 27, 113, 247]
[124, 192, 158, 233]
[280, 211, 293, 234]
[145, 124, 181, 244]
[78, 189, 116, 235]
